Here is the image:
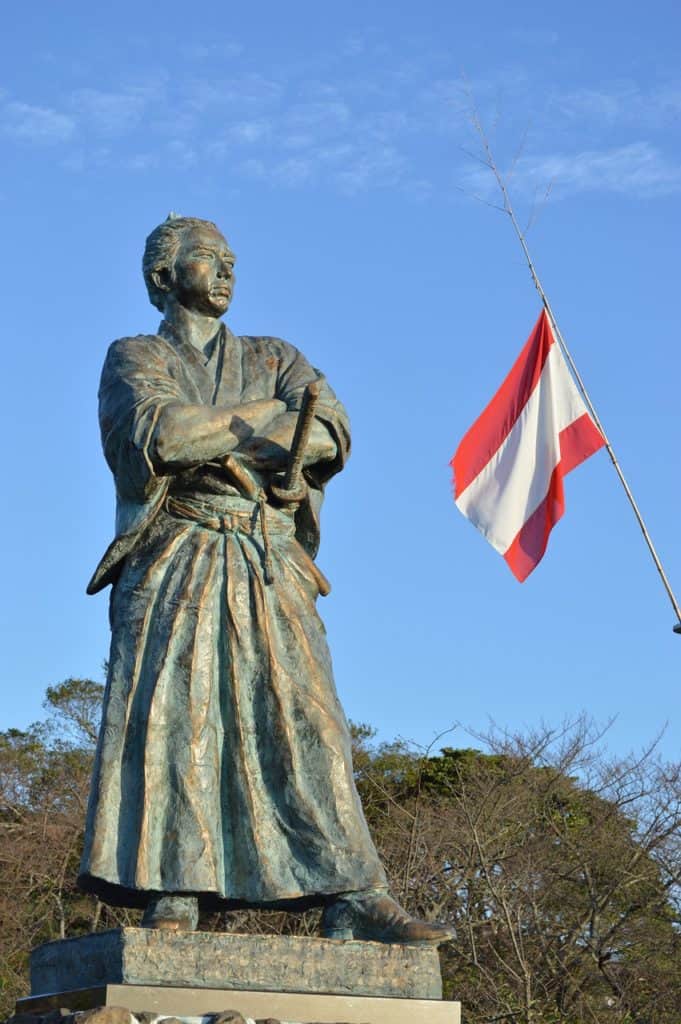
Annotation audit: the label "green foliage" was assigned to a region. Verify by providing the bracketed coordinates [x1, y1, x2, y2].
[43, 678, 105, 749]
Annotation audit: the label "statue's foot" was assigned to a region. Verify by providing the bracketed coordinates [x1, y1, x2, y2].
[321, 889, 455, 946]
[141, 894, 199, 931]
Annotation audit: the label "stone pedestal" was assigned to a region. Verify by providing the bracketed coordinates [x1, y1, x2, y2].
[17, 929, 461, 1024]
[28, 929, 442, 1000]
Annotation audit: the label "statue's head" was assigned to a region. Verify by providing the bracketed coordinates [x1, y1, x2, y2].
[143, 214, 236, 317]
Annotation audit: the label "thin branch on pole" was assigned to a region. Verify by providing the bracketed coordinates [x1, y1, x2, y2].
[461, 92, 681, 634]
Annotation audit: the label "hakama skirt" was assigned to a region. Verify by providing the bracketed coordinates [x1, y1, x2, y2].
[79, 493, 386, 908]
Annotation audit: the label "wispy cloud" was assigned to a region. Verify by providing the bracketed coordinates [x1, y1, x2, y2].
[286, 100, 351, 131]
[200, 81, 426, 196]
[519, 142, 681, 197]
[0, 101, 75, 143]
[229, 120, 271, 144]
[70, 85, 158, 136]
[122, 152, 158, 172]
[459, 141, 681, 201]
[185, 73, 282, 111]
[333, 144, 408, 195]
[2, 44, 680, 204]
[555, 85, 640, 123]
[552, 81, 681, 129]
[166, 139, 197, 168]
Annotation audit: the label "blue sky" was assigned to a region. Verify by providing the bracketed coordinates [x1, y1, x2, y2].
[2, 0, 680, 760]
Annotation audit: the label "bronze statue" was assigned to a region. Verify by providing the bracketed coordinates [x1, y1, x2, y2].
[79, 215, 453, 945]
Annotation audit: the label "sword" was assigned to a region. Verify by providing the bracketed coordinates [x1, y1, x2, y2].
[269, 380, 321, 506]
[267, 379, 332, 596]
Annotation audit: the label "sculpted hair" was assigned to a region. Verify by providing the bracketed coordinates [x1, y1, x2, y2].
[142, 215, 222, 311]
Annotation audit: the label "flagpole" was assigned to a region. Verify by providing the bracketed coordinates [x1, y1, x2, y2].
[474, 128, 681, 634]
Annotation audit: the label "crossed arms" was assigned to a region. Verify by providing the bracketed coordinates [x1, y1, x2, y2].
[152, 399, 337, 474]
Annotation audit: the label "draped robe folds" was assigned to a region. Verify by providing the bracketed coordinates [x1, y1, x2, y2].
[78, 322, 387, 909]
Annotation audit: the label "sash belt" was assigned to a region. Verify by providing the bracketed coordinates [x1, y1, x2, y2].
[165, 493, 294, 585]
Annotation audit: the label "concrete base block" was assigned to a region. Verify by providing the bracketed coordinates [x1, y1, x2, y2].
[17, 983, 461, 1024]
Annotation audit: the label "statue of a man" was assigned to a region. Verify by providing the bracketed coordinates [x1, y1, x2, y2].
[79, 215, 452, 945]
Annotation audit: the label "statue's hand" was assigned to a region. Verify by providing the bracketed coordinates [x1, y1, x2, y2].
[237, 434, 289, 471]
[207, 453, 261, 499]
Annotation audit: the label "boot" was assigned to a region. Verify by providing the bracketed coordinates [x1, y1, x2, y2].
[321, 889, 455, 945]
[141, 894, 199, 931]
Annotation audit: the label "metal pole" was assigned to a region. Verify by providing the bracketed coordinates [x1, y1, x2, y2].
[479, 135, 681, 634]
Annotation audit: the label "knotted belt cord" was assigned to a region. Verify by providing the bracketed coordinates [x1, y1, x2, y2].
[166, 492, 276, 586]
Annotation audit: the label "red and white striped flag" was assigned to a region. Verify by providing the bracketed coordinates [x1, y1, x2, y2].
[451, 309, 605, 582]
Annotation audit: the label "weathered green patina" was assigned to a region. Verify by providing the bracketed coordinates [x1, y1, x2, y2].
[79, 215, 453, 945]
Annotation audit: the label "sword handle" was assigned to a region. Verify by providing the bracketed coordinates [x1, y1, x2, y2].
[270, 380, 322, 506]
[283, 380, 321, 490]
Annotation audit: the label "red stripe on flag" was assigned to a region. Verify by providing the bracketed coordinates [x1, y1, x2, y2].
[452, 309, 554, 498]
[503, 413, 605, 582]
[559, 412, 605, 474]
[503, 465, 564, 582]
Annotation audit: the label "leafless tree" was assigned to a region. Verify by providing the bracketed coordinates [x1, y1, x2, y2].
[2, 691, 679, 1024]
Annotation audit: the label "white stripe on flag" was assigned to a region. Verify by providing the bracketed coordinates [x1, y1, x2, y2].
[455, 342, 591, 555]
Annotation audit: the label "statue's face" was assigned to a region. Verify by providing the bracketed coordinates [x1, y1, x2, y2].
[171, 224, 236, 317]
